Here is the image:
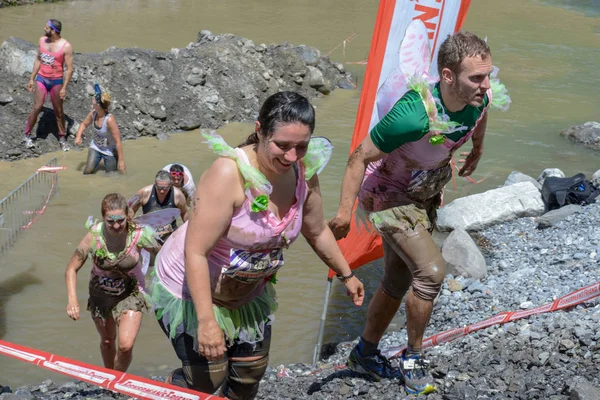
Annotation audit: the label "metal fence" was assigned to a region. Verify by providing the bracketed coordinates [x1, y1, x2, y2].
[0, 158, 59, 255]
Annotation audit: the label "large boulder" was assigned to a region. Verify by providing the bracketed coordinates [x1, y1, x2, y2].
[537, 168, 565, 187]
[560, 121, 600, 151]
[441, 229, 487, 279]
[504, 171, 541, 190]
[536, 204, 582, 229]
[436, 182, 545, 232]
[0, 37, 37, 76]
[591, 169, 600, 188]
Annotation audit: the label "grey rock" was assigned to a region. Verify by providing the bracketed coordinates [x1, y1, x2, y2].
[0, 37, 38, 76]
[591, 169, 600, 189]
[135, 97, 167, 120]
[0, 94, 13, 105]
[305, 66, 325, 88]
[561, 121, 600, 151]
[569, 376, 600, 400]
[537, 205, 582, 229]
[185, 73, 205, 86]
[504, 171, 541, 190]
[437, 182, 545, 232]
[442, 229, 487, 279]
[538, 168, 566, 186]
[177, 118, 201, 130]
[295, 45, 321, 66]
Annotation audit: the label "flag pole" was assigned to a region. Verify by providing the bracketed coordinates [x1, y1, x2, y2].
[313, 277, 333, 364]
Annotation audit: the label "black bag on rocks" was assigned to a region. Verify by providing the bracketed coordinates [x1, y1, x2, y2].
[541, 173, 600, 211]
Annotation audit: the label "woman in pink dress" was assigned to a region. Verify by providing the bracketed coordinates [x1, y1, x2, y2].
[152, 91, 365, 399]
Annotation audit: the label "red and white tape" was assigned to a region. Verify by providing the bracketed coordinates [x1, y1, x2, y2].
[381, 281, 600, 359]
[0, 340, 223, 400]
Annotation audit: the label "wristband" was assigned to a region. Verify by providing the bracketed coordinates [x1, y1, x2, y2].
[336, 271, 355, 283]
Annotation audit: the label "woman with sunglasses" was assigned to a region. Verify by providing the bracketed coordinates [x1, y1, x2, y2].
[74, 85, 126, 174]
[152, 91, 365, 399]
[65, 193, 160, 372]
[162, 163, 196, 206]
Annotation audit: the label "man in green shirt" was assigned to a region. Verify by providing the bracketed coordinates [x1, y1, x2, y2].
[330, 32, 497, 395]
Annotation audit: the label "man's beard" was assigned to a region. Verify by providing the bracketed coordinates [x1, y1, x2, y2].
[451, 81, 481, 107]
[45, 31, 52, 38]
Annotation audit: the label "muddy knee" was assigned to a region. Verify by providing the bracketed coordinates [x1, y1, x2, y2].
[411, 257, 446, 301]
[221, 356, 268, 400]
[100, 337, 115, 349]
[181, 359, 228, 394]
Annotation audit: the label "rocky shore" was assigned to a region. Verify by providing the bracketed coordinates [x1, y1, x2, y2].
[2, 168, 600, 399]
[0, 31, 351, 160]
[0, 0, 59, 7]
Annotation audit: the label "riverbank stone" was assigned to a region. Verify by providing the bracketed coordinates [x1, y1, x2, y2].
[436, 181, 545, 232]
[442, 229, 488, 279]
[560, 121, 600, 151]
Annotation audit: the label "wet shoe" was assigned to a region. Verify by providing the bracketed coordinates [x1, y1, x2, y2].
[24, 136, 34, 149]
[165, 368, 187, 387]
[347, 345, 403, 382]
[59, 137, 70, 151]
[400, 350, 437, 395]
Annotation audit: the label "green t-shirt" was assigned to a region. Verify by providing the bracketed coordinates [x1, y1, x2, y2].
[370, 83, 489, 153]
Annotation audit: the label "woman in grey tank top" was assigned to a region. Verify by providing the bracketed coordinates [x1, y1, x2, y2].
[74, 86, 127, 174]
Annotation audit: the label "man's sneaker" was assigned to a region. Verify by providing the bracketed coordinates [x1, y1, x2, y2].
[165, 368, 187, 387]
[59, 137, 70, 151]
[400, 350, 437, 395]
[24, 136, 34, 149]
[347, 346, 403, 382]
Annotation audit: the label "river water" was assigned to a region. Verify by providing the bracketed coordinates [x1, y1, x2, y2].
[0, 0, 598, 387]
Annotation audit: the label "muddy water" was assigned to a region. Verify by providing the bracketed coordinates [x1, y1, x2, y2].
[1, 0, 599, 386]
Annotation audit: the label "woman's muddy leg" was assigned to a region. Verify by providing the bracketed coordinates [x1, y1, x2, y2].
[114, 310, 143, 372]
[93, 316, 117, 369]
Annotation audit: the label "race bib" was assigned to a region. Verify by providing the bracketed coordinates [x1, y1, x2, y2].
[40, 52, 55, 66]
[406, 165, 452, 200]
[224, 248, 284, 283]
[97, 276, 126, 296]
[93, 133, 108, 148]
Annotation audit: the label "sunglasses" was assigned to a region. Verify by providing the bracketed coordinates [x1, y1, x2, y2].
[170, 171, 184, 177]
[156, 185, 171, 191]
[105, 216, 126, 225]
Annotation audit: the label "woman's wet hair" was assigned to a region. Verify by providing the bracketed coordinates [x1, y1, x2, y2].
[99, 92, 111, 111]
[170, 164, 184, 173]
[100, 193, 136, 231]
[240, 91, 315, 146]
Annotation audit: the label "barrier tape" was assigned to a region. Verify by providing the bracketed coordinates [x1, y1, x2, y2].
[0, 340, 223, 400]
[301, 281, 600, 377]
[36, 166, 67, 173]
[21, 173, 57, 230]
[380, 281, 600, 360]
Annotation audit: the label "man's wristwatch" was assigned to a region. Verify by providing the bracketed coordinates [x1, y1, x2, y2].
[336, 271, 355, 283]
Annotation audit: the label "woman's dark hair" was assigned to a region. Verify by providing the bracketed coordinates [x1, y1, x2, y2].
[169, 164, 184, 173]
[240, 91, 315, 146]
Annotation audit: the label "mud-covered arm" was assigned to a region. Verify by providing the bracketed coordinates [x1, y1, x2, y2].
[328, 135, 387, 240]
[459, 113, 488, 177]
[107, 115, 126, 172]
[65, 232, 92, 320]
